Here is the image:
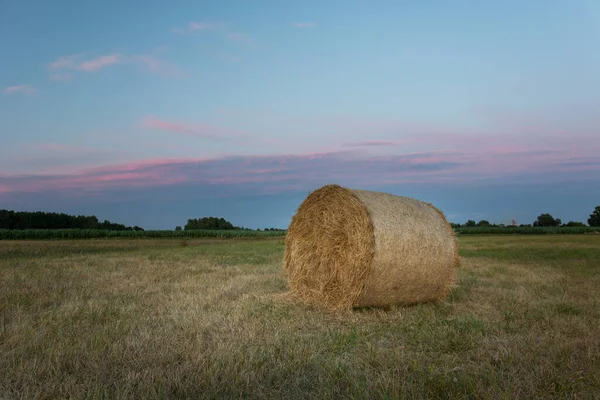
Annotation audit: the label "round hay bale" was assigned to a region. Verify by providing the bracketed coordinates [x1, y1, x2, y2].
[283, 184, 459, 310]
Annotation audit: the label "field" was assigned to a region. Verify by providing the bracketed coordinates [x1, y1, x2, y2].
[1, 236, 599, 399]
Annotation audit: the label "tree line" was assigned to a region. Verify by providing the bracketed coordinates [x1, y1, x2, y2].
[0, 210, 143, 231]
[4, 206, 599, 232]
[452, 206, 600, 228]
[178, 217, 284, 231]
[181, 217, 238, 230]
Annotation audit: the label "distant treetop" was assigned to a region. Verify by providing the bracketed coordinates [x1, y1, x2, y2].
[0, 209, 141, 230]
[184, 217, 238, 230]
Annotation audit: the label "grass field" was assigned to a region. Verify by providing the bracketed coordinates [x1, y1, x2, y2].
[1, 236, 599, 399]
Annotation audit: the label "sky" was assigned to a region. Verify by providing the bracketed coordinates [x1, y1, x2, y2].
[1, 0, 599, 229]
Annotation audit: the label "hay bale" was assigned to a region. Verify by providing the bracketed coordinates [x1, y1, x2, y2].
[283, 184, 459, 310]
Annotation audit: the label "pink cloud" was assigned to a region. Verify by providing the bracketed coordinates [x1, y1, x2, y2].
[4, 84, 36, 94]
[132, 54, 185, 77]
[50, 54, 80, 69]
[50, 51, 181, 77]
[83, 158, 199, 173]
[78, 54, 123, 72]
[294, 22, 316, 28]
[130, 53, 185, 78]
[173, 21, 221, 34]
[141, 116, 250, 140]
[1, 145, 599, 196]
[3, 108, 599, 197]
[50, 53, 122, 72]
[342, 140, 403, 147]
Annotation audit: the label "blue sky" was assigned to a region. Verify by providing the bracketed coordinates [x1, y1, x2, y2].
[1, 0, 599, 229]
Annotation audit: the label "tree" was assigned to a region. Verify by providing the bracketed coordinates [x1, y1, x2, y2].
[465, 220, 477, 227]
[589, 206, 600, 227]
[564, 221, 586, 227]
[184, 217, 237, 230]
[477, 220, 491, 227]
[533, 213, 561, 227]
[0, 209, 138, 230]
[175, 226, 182, 231]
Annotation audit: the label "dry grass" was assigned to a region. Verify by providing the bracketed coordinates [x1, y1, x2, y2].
[1, 235, 599, 399]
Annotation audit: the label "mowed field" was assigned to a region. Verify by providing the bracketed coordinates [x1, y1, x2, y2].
[1, 235, 599, 399]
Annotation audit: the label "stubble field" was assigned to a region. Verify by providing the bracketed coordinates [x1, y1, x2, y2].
[1, 235, 599, 399]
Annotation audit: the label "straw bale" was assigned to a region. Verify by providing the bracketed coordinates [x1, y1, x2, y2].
[283, 184, 459, 309]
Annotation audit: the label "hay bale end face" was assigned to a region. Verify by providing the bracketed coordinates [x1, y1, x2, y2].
[283, 184, 459, 310]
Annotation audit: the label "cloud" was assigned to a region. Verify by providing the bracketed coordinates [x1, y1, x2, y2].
[78, 54, 123, 71]
[342, 140, 403, 148]
[2, 143, 598, 198]
[4, 84, 36, 94]
[48, 49, 183, 78]
[294, 22, 316, 28]
[172, 21, 258, 52]
[0, 151, 453, 195]
[141, 116, 248, 140]
[50, 53, 123, 72]
[130, 53, 185, 77]
[49, 54, 80, 69]
[172, 21, 221, 34]
[0, 142, 122, 176]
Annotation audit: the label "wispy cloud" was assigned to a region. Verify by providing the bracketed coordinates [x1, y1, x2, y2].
[342, 140, 403, 148]
[172, 21, 259, 52]
[49, 54, 81, 69]
[2, 144, 599, 197]
[130, 50, 185, 77]
[141, 116, 248, 140]
[4, 84, 36, 94]
[50, 53, 123, 72]
[48, 49, 183, 78]
[78, 54, 123, 71]
[294, 22, 316, 28]
[172, 21, 221, 34]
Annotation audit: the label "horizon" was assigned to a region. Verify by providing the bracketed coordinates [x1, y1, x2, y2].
[2, 1, 599, 229]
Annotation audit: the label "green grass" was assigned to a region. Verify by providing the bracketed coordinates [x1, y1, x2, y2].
[1, 235, 599, 399]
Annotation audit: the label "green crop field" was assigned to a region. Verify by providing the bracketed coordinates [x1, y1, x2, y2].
[0, 229, 286, 240]
[1, 226, 599, 241]
[1, 235, 599, 399]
